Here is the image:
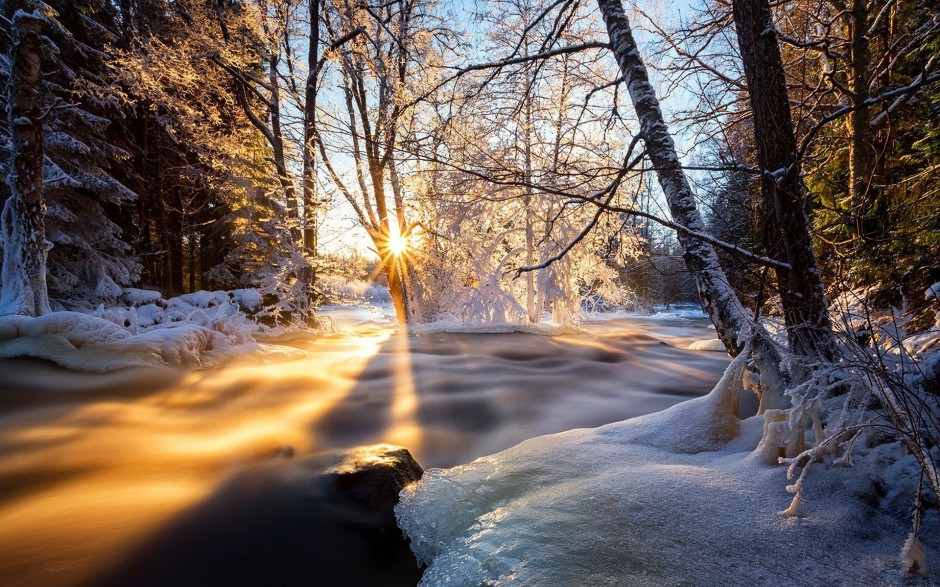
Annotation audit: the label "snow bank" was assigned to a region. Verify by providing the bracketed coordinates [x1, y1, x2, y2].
[397, 362, 938, 586]
[647, 308, 708, 320]
[0, 313, 226, 371]
[317, 304, 396, 328]
[0, 288, 321, 372]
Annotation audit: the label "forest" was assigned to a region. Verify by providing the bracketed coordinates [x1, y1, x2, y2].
[0, 0, 937, 585]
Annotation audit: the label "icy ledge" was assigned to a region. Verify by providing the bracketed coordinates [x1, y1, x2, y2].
[396, 370, 937, 586]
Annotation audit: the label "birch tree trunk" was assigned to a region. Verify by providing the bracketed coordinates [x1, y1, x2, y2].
[595, 0, 750, 356]
[730, 0, 836, 363]
[523, 91, 537, 323]
[0, 5, 51, 317]
[596, 0, 794, 408]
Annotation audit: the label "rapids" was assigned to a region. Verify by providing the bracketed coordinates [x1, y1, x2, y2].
[0, 310, 730, 587]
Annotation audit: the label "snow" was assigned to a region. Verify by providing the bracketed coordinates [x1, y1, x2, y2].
[0, 312, 216, 371]
[397, 358, 939, 586]
[317, 303, 396, 328]
[688, 338, 726, 351]
[407, 314, 581, 336]
[646, 308, 708, 320]
[318, 274, 392, 306]
[231, 288, 263, 310]
[0, 288, 324, 372]
[902, 532, 928, 577]
[120, 287, 162, 306]
[583, 306, 708, 322]
[174, 290, 232, 309]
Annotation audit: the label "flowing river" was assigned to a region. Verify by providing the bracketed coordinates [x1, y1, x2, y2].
[0, 310, 731, 587]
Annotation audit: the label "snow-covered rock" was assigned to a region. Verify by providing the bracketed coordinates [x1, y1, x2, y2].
[120, 287, 162, 307]
[232, 288, 263, 311]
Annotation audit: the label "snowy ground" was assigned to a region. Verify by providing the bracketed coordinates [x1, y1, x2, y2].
[0, 312, 730, 587]
[398, 391, 940, 586]
[0, 290, 313, 372]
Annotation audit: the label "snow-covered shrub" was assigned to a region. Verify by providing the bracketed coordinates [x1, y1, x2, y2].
[754, 288, 940, 571]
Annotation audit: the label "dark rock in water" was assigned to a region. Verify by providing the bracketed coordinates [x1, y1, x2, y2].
[325, 445, 423, 514]
[89, 444, 425, 587]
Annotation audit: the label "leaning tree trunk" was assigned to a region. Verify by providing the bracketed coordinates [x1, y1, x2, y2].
[596, 0, 789, 407]
[731, 0, 836, 364]
[0, 6, 50, 317]
[596, 0, 748, 354]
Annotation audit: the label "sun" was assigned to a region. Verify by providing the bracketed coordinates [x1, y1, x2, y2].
[387, 232, 409, 256]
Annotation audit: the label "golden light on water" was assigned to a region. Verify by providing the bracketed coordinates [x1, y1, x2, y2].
[385, 330, 423, 453]
[0, 326, 393, 587]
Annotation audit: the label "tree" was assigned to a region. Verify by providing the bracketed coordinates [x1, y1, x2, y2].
[315, 0, 441, 322]
[650, 0, 940, 308]
[0, 1, 144, 310]
[595, 0, 752, 352]
[392, 0, 643, 324]
[114, 0, 321, 317]
[0, 0, 51, 316]
[303, 0, 320, 264]
[730, 0, 836, 364]
[35, 1, 140, 301]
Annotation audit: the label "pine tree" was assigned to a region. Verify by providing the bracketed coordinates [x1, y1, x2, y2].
[1, 0, 140, 309]
[0, 0, 52, 315]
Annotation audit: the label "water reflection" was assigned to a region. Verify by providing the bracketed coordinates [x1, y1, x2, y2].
[0, 316, 729, 587]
